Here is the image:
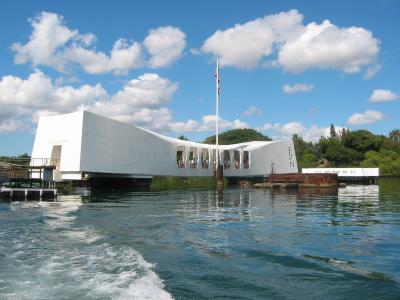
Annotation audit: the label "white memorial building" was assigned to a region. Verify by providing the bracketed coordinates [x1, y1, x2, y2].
[31, 111, 298, 182]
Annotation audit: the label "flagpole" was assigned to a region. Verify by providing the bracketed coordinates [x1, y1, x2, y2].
[216, 59, 219, 168]
[215, 58, 223, 188]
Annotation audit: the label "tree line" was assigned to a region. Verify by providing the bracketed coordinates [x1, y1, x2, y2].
[294, 126, 400, 176]
[199, 127, 400, 176]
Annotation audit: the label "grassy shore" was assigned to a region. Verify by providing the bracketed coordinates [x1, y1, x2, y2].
[150, 176, 227, 190]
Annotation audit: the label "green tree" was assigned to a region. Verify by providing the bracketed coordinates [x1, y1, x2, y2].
[330, 124, 336, 138]
[342, 130, 383, 153]
[177, 135, 189, 141]
[316, 136, 362, 166]
[362, 149, 400, 176]
[203, 128, 271, 145]
[389, 129, 400, 143]
[292, 134, 319, 169]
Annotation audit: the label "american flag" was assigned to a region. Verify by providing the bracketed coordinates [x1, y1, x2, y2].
[215, 61, 220, 95]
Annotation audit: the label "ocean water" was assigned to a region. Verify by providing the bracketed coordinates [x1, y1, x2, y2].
[1, 179, 400, 299]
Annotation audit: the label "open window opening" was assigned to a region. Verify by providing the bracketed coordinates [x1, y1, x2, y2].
[233, 150, 240, 169]
[176, 146, 185, 168]
[223, 150, 231, 169]
[243, 151, 250, 169]
[189, 147, 198, 168]
[201, 149, 210, 169]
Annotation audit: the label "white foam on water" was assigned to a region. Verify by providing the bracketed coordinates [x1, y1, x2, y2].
[1, 197, 174, 300]
[35, 243, 173, 300]
[62, 225, 103, 244]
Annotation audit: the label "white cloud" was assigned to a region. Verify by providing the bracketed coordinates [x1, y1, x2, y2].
[263, 121, 343, 142]
[144, 26, 186, 68]
[0, 70, 106, 112]
[369, 89, 398, 103]
[196, 115, 248, 132]
[111, 73, 178, 108]
[264, 121, 305, 135]
[90, 73, 179, 129]
[201, 10, 302, 69]
[243, 106, 263, 116]
[364, 64, 381, 80]
[0, 118, 27, 133]
[0, 70, 107, 133]
[282, 83, 314, 94]
[163, 115, 249, 133]
[200, 10, 380, 75]
[12, 12, 185, 75]
[12, 12, 78, 72]
[278, 20, 379, 73]
[232, 119, 249, 129]
[347, 110, 384, 125]
[64, 39, 144, 75]
[170, 119, 199, 132]
[0, 70, 248, 135]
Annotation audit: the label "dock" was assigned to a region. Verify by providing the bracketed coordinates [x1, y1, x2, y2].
[0, 187, 57, 200]
[302, 168, 379, 184]
[248, 173, 338, 189]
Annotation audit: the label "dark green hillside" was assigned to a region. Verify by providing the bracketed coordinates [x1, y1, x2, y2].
[203, 128, 271, 145]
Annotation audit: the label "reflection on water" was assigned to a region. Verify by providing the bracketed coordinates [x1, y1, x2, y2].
[339, 185, 380, 203]
[1, 179, 400, 300]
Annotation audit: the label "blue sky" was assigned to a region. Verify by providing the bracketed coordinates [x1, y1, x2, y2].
[1, 0, 399, 155]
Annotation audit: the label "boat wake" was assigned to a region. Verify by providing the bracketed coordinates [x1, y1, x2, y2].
[1, 197, 173, 300]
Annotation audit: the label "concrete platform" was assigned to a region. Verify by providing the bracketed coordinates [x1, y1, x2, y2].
[0, 187, 57, 200]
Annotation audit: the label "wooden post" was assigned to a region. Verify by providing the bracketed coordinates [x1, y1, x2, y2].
[216, 165, 224, 187]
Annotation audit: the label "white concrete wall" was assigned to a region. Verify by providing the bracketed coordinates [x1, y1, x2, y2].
[32, 111, 298, 180]
[31, 112, 84, 180]
[302, 168, 379, 177]
[240, 140, 297, 176]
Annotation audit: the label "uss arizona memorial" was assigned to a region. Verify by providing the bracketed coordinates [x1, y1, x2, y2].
[31, 111, 298, 182]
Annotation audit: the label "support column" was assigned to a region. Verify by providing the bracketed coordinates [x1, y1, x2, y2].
[216, 165, 224, 187]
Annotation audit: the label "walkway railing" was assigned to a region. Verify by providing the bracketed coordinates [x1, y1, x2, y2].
[0, 158, 59, 180]
[29, 158, 60, 168]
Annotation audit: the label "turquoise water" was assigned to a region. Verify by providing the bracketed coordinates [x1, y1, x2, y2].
[1, 180, 400, 299]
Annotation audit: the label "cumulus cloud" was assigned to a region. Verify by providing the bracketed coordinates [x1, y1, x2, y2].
[165, 115, 248, 133]
[200, 10, 380, 74]
[64, 39, 144, 75]
[263, 121, 343, 142]
[347, 110, 384, 125]
[369, 89, 398, 103]
[144, 26, 186, 68]
[0, 70, 106, 112]
[12, 12, 186, 75]
[0, 119, 27, 133]
[184, 115, 248, 132]
[12, 12, 78, 72]
[282, 83, 314, 94]
[243, 106, 263, 117]
[0, 71, 247, 134]
[90, 73, 178, 128]
[278, 20, 379, 73]
[0, 70, 107, 133]
[201, 10, 302, 69]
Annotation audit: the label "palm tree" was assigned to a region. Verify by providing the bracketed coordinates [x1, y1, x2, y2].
[389, 129, 400, 142]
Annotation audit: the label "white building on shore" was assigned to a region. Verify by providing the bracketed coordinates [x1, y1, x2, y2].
[302, 168, 379, 183]
[31, 111, 298, 182]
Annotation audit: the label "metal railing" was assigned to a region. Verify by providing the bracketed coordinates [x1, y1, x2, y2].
[29, 158, 60, 168]
[0, 158, 59, 180]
